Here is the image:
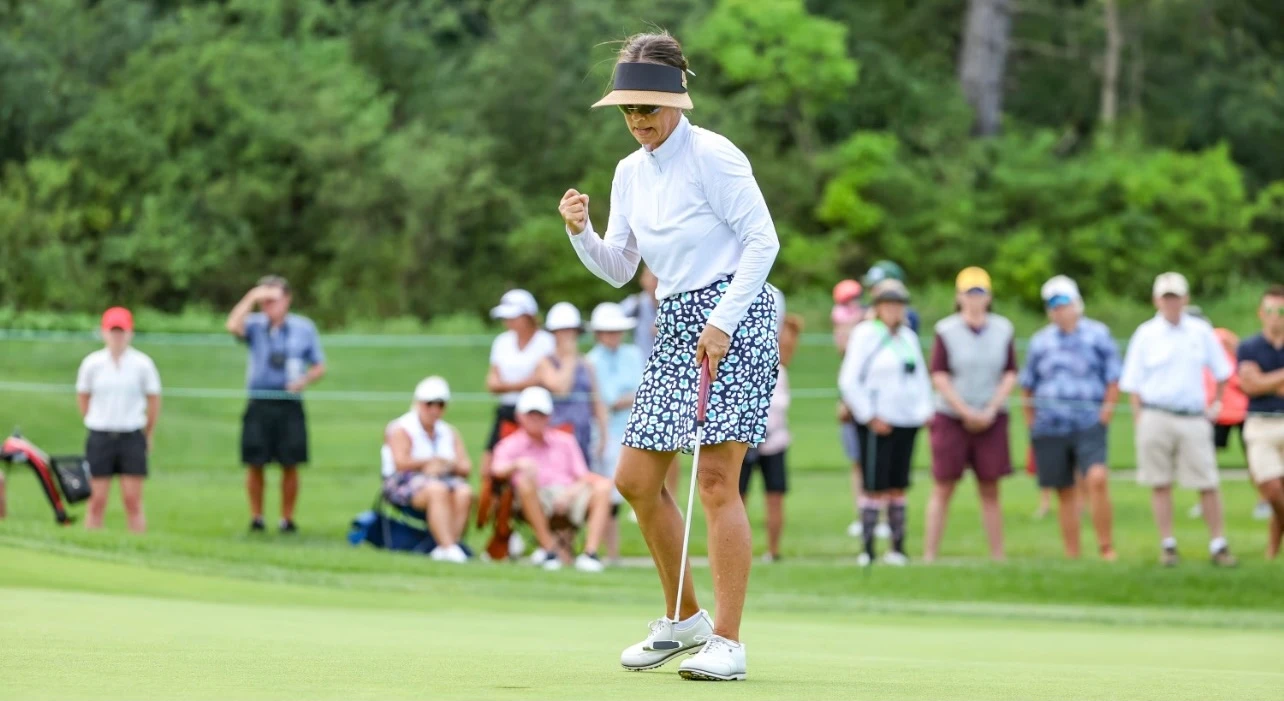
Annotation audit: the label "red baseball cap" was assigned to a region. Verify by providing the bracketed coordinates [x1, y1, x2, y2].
[832, 279, 862, 304]
[101, 307, 134, 332]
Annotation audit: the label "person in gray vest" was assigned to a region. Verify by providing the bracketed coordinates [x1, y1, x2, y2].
[924, 267, 1017, 563]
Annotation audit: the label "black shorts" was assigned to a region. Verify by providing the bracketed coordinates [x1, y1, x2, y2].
[739, 449, 787, 494]
[854, 423, 918, 493]
[1214, 422, 1243, 451]
[241, 399, 308, 467]
[486, 404, 518, 451]
[85, 430, 148, 478]
[1032, 424, 1108, 489]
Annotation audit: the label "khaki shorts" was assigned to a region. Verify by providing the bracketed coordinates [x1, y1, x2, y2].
[537, 484, 592, 527]
[1244, 416, 1284, 485]
[1136, 410, 1219, 490]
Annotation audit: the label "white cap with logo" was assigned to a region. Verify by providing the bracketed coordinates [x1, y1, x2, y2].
[490, 289, 539, 320]
[589, 302, 637, 332]
[413, 376, 451, 403]
[516, 386, 554, 415]
[1153, 272, 1190, 298]
[545, 302, 582, 332]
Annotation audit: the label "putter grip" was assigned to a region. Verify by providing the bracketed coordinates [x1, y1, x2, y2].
[696, 357, 711, 425]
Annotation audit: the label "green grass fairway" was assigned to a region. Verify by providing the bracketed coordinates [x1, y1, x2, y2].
[3, 335, 1282, 699]
[3, 546, 1282, 701]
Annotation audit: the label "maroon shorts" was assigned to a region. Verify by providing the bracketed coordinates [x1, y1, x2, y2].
[929, 412, 1012, 483]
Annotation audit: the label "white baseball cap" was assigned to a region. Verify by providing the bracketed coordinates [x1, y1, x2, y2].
[545, 302, 582, 332]
[1041, 275, 1083, 309]
[516, 386, 554, 415]
[1153, 272, 1190, 298]
[490, 289, 539, 320]
[589, 302, 636, 332]
[413, 376, 450, 403]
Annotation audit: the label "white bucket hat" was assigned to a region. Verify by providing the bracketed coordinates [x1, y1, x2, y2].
[413, 376, 450, 403]
[545, 302, 583, 332]
[490, 289, 539, 320]
[516, 386, 554, 415]
[589, 302, 637, 332]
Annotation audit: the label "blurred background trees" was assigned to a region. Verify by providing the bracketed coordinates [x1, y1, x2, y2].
[1, 0, 1281, 325]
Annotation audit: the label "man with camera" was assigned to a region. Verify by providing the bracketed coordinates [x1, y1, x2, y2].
[226, 276, 327, 534]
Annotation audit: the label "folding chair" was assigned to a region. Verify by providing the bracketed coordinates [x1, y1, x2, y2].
[475, 421, 580, 561]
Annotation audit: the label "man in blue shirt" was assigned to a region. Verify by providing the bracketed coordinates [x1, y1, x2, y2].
[1019, 276, 1120, 560]
[226, 276, 326, 534]
[1236, 284, 1284, 559]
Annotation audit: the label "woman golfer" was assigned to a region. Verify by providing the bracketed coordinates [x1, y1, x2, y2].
[559, 32, 779, 681]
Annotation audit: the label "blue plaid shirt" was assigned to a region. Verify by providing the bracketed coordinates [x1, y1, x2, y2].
[1019, 318, 1121, 437]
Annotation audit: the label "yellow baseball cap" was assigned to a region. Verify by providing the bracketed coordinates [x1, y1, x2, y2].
[956, 267, 992, 294]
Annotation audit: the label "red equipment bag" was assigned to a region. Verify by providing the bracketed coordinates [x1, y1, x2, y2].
[0, 432, 91, 524]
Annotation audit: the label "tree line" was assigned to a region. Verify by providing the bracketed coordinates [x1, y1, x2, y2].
[1, 0, 1281, 325]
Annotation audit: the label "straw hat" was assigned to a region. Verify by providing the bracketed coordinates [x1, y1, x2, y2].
[592, 62, 693, 110]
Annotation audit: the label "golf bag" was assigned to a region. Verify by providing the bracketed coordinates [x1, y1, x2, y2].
[0, 431, 92, 524]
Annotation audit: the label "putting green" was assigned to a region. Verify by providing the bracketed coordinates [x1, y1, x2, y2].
[2, 548, 1280, 700]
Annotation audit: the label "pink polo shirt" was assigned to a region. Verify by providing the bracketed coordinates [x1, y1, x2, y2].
[493, 428, 588, 489]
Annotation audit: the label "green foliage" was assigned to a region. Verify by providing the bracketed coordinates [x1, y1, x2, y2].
[1, 0, 1282, 322]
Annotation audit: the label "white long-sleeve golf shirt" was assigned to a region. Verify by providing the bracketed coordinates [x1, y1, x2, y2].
[567, 116, 779, 334]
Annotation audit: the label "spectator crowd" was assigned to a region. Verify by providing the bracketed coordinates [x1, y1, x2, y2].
[24, 265, 1284, 571]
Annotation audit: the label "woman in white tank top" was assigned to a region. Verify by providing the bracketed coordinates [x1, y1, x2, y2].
[381, 377, 473, 563]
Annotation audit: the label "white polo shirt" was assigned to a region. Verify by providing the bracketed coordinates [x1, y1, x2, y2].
[1120, 313, 1231, 414]
[75, 348, 162, 432]
[490, 330, 555, 406]
[568, 116, 780, 334]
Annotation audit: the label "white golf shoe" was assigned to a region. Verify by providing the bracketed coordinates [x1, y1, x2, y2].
[678, 635, 747, 681]
[875, 522, 892, 540]
[620, 610, 713, 671]
[574, 553, 604, 573]
[846, 520, 863, 538]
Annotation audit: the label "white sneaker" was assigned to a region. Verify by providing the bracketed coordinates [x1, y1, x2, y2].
[508, 532, 526, 558]
[620, 610, 713, 671]
[846, 520, 863, 538]
[875, 522, 892, 540]
[882, 550, 908, 566]
[1253, 501, 1272, 521]
[575, 553, 605, 572]
[856, 552, 872, 567]
[678, 635, 747, 681]
[530, 548, 561, 571]
[429, 544, 467, 564]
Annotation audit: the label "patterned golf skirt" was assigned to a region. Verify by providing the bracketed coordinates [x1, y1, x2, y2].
[622, 276, 780, 453]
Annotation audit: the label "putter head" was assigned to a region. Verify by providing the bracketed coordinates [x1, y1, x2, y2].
[651, 640, 681, 651]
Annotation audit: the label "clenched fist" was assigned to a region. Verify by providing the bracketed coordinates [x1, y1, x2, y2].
[560, 188, 590, 234]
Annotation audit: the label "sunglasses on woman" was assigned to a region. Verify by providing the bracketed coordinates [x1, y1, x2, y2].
[618, 105, 662, 116]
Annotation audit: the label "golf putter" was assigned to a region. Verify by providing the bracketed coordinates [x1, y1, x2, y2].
[652, 357, 711, 651]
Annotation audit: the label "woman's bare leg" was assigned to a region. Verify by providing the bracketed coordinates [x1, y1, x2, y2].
[615, 446, 698, 621]
[694, 441, 752, 641]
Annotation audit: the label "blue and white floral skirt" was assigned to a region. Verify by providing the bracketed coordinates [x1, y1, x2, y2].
[622, 277, 780, 453]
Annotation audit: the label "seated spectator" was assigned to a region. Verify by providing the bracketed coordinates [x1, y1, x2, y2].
[380, 377, 472, 564]
[839, 280, 933, 566]
[493, 387, 612, 572]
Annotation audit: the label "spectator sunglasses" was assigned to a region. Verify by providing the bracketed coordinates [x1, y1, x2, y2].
[618, 105, 663, 116]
